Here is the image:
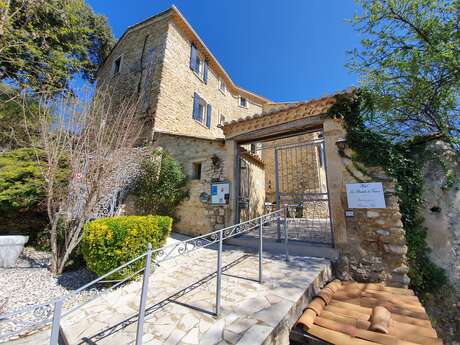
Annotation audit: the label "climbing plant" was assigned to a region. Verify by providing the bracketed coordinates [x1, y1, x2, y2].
[329, 90, 447, 295]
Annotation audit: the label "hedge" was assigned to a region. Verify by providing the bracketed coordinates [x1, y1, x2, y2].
[81, 215, 172, 280]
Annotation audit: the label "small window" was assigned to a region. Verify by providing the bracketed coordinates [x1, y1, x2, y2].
[219, 79, 227, 93]
[239, 96, 247, 108]
[192, 162, 202, 180]
[113, 56, 122, 75]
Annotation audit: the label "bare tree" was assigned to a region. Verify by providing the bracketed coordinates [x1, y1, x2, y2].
[25, 87, 144, 274]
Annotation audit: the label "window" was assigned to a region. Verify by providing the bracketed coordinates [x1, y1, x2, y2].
[113, 56, 122, 75]
[193, 93, 212, 128]
[192, 162, 202, 180]
[239, 96, 248, 108]
[219, 78, 227, 93]
[190, 44, 208, 83]
[218, 114, 226, 126]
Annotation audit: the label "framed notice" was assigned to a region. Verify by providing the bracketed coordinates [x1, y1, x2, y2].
[346, 182, 386, 209]
[211, 182, 230, 205]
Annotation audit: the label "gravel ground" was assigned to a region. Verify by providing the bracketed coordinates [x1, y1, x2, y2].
[0, 247, 109, 341]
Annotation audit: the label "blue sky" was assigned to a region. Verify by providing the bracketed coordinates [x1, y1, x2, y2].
[87, 0, 361, 102]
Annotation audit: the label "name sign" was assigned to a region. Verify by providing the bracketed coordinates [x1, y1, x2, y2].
[346, 182, 386, 209]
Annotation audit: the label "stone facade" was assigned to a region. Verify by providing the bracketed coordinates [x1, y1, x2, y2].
[152, 133, 229, 236]
[96, 7, 267, 143]
[155, 21, 264, 139]
[323, 118, 409, 287]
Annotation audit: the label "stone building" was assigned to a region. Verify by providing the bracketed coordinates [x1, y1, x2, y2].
[96, 6, 409, 287]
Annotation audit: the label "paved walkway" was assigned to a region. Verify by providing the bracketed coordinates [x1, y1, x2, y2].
[59, 240, 331, 345]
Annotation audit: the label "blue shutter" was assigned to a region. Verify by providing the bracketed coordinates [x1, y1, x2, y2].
[203, 60, 208, 84]
[206, 104, 212, 128]
[190, 44, 197, 71]
[193, 93, 200, 120]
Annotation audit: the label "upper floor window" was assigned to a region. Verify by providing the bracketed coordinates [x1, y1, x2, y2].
[219, 79, 227, 94]
[239, 96, 248, 108]
[190, 44, 208, 84]
[193, 93, 212, 128]
[113, 56, 122, 76]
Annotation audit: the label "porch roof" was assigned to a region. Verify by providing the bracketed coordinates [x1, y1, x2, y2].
[221, 89, 355, 141]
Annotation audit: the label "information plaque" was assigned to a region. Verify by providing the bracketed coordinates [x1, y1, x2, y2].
[346, 182, 386, 209]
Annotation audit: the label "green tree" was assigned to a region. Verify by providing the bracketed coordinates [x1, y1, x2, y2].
[0, 148, 45, 212]
[134, 150, 190, 218]
[0, 83, 40, 150]
[0, 0, 115, 93]
[349, 0, 459, 148]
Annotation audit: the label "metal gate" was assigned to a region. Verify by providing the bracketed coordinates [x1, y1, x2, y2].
[274, 139, 333, 245]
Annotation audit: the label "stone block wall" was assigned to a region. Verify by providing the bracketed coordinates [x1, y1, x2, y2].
[96, 15, 169, 142]
[323, 118, 409, 287]
[155, 21, 264, 139]
[152, 133, 230, 236]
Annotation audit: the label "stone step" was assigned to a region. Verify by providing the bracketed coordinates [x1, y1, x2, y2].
[58, 245, 331, 345]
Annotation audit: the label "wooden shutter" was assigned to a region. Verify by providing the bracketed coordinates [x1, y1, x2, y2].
[203, 60, 208, 84]
[190, 44, 197, 71]
[206, 104, 212, 128]
[193, 93, 200, 120]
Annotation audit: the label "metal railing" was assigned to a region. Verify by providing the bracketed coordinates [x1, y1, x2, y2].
[0, 208, 290, 345]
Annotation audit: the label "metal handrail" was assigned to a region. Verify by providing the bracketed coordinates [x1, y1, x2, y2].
[0, 208, 289, 345]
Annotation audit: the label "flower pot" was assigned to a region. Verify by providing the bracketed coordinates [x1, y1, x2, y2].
[0, 235, 29, 268]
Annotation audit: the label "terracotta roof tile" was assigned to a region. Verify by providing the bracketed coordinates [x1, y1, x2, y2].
[221, 88, 356, 128]
[296, 280, 442, 345]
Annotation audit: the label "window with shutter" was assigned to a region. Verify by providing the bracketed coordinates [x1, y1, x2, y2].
[190, 44, 197, 71]
[193, 93, 200, 120]
[192, 93, 210, 128]
[203, 60, 208, 84]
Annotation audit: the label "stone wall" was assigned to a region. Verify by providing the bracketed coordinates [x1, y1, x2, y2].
[96, 14, 170, 143]
[155, 21, 264, 139]
[152, 133, 230, 236]
[421, 141, 460, 289]
[323, 118, 409, 287]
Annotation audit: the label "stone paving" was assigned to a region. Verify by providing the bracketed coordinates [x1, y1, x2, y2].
[59, 242, 331, 345]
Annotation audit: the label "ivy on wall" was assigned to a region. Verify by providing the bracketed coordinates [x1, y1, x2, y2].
[329, 90, 447, 294]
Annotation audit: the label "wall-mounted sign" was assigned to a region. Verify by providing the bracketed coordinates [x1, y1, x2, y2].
[211, 182, 230, 205]
[346, 182, 386, 209]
